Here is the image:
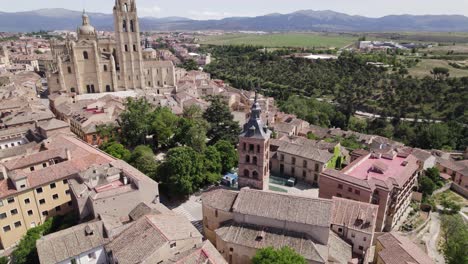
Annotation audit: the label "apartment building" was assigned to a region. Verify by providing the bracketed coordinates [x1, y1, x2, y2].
[319, 151, 420, 231]
[0, 134, 114, 249]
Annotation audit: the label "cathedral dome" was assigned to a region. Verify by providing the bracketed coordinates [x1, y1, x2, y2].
[78, 12, 96, 38]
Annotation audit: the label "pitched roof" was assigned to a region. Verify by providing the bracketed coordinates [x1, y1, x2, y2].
[36, 221, 107, 264]
[201, 188, 238, 212]
[215, 223, 327, 263]
[331, 197, 378, 234]
[233, 189, 332, 227]
[377, 232, 434, 264]
[277, 142, 334, 164]
[163, 240, 227, 264]
[106, 212, 202, 263]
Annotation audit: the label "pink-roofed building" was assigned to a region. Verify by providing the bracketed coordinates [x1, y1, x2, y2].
[319, 151, 421, 231]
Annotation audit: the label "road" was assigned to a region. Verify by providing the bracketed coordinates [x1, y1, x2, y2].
[422, 212, 445, 264]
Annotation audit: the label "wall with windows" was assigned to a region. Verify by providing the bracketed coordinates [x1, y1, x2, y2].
[57, 246, 107, 264]
[0, 178, 74, 249]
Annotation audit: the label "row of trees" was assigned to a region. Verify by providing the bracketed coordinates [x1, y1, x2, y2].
[280, 95, 467, 150]
[100, 96, 240, 197]
[203, 45, 467, 141]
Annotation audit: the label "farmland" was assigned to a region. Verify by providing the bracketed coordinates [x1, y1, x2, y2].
[198, 33, 357, 48]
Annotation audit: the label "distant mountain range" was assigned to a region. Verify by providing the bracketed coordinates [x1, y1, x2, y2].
[1, 8, 468, 32]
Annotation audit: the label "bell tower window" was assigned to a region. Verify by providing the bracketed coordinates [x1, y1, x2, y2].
[123, 20, 127, 32]
[124, 3, 129, 12]
[83, 51, 89, 60]
[130, 20, 135, 32]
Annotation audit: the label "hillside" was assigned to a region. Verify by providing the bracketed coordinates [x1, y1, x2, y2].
[2, 9, 468, 32]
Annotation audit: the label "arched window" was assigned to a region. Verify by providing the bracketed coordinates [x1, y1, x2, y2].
[123, 20, 127, 32]
[253, 156, 258, 165]
[133, 45, 137, 52]
[106, 85, 111, 92]
[244, 169, 250, 178]
[124, 45, 128, 52]
[245, 155, 250, 163]
[124, 3, 129, 12]
[83, 51, 89, 60]
[252, 171, 259, 179]
[130, 20, 135, 32]
[103, 65, 108, 72]
[67, 66, 72, 74]
[70, 87, 76, 93]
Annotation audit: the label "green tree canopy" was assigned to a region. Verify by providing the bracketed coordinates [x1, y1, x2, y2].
[128, 145, 158, 180]
[181, 59, 199, 71]
[204, 96, 241, 145]
[214, 140, 239, 174]
[252, 247, 307, 264]
[100, 141, 131, 161]
[159, 147, 206, 196]
[419, 176, 437, 198]
[441, 215, 468, 264]
[119, 98, 153, 147]
[203, 146, 223, 183]
[151, 107, 180, 148]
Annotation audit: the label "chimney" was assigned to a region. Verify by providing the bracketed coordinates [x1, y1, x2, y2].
[66, 148, 72, 161]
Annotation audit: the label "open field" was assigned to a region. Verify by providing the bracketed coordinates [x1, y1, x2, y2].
[408, 59, 468, 78]
[367, 32, 468, 44]
[198, 33, 357, 48]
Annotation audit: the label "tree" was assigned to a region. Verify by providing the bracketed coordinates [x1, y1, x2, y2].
[100, 141, 131, 161]
[159, 147, 206, 196]
[426, 167, 443, 187]
[204, 96, 241, 145]
[0, 257, 8, 264]
[214, 140, 238, 174]
[119, 98, 153, 147]
[96, 124, 118, 142]
[441, 215, 468, 264]
[419, 176, 436, 197]
[252, 247, 306, 264]
[431, 67, 450, 80]
[204, 146, 222, 183]
[174, 118, 208, 152]
[128, 145, 158, 179]
[151, 107, 179, 148]
[440, 195, 462, 215]
[182, 59, 199, 71]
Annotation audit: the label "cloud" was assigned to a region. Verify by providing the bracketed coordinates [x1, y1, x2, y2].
[139, 5, 162, 17]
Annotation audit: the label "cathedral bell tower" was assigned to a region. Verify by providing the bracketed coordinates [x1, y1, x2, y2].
[113, 0, 144, 90]
[238, 92, 272, 190]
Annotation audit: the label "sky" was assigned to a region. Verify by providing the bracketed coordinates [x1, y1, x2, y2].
[2, 0, 468, 19]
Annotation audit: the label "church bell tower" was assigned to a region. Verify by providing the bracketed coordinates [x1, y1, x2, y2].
[238, 92, 272, 190]
[113, 0, 144, 90]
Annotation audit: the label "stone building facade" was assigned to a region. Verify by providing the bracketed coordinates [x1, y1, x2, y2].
[237, 94, 272, 191]
[47, 0, 176, 95]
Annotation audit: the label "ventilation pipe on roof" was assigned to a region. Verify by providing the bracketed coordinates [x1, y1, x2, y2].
[66, 148, 72, 161]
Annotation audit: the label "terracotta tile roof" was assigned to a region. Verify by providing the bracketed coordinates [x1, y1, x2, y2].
[3, 148, 67, 170]
[277, 142, 334, 164]
[36, 221, 107, 264]
[163, 240, 227, 264]
[377, 232, 434, 264]
[331, 197, 378, 234]
[106, 212, 202, 263]
[215, 223, 327, 263]
[0, 135, 114, 199]
[201, 189, 238, 212]
[233, 189, 332, 227]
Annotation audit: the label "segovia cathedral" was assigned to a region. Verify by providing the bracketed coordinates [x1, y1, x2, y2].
[47, 0, 176, 95]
